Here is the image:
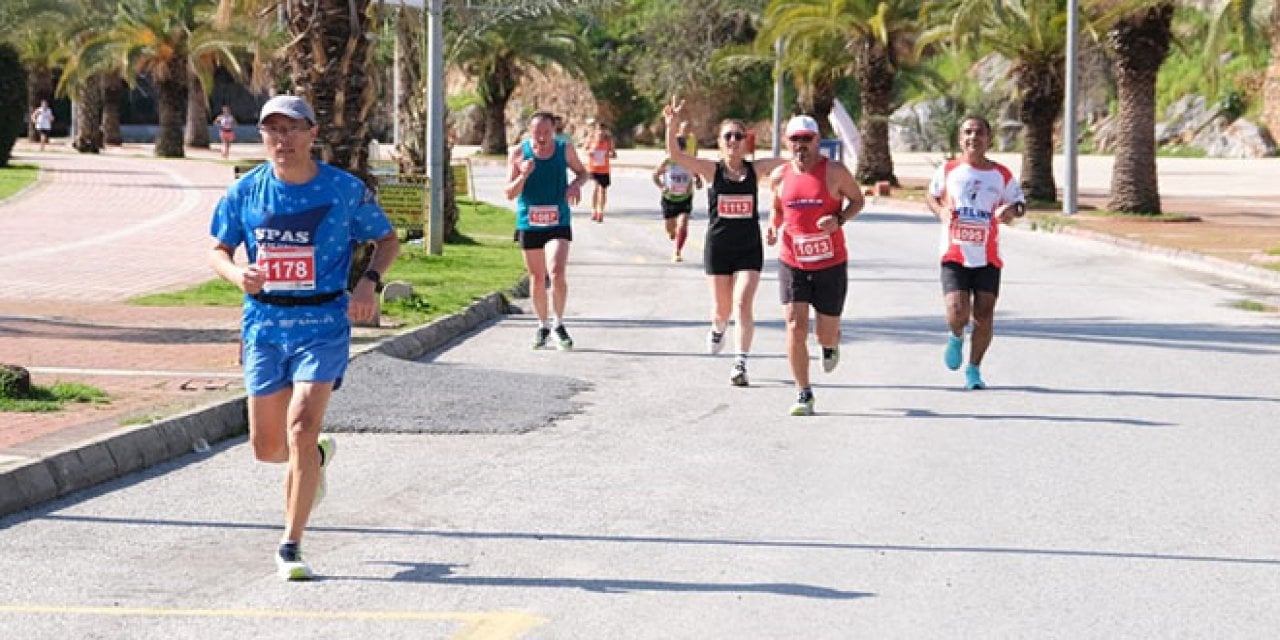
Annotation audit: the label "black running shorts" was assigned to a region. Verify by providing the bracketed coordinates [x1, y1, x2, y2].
[941, 262, 1001, 296]
[590, 172, 611, 188]
[518, 226, 573, 250]
[661, 199, 693, 219]
[778, 261, 848, 317]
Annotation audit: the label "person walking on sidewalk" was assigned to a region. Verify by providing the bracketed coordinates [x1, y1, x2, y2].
[505, 110, 590, 350]
[652, 134, 702, 262]
[208, 95, 399, 581]
[31, 100, 53, 151]
[214, 105, 237, 159]
[766, 115, 864, 416]
[663, 97, 788, 387]
[925, 114, 1025, 390]
[583, 125, 616, 222]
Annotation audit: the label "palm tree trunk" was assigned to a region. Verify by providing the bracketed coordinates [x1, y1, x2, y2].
[480, 99, 508, 154]
[101, 72, 125, 146]
[73, 78, 104, 153]
[154, 59, 188, 158]
[1105, 3, 1173, 214]
[1017, 61, 1063, 203]
[284, 0, 378, 185]
[479, 58, 517, 155]
[1264, 1, 1280, 139]
[855, 39, 897, 186]
[396, 4, 425, 174]
[186, 75, 211, 149]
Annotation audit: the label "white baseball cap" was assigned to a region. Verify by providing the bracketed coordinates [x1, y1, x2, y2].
[784, 115, 820, 138]
[259, 95, 316, 125]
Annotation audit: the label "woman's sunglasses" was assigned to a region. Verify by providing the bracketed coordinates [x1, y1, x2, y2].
[721, 131, 746, 141]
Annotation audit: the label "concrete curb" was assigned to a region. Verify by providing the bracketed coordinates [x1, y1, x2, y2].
[1028, 224, 1280, 293]
[0, 290, 519, 520]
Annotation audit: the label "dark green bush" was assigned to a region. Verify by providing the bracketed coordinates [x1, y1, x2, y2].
[0, 43, 26, 167]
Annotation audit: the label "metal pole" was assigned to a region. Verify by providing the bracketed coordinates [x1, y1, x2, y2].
[771, 38, 783, 158]
[392, 8, 401, 148]
[426, 0, 445, 255]
[1063, 0, 1079, 215]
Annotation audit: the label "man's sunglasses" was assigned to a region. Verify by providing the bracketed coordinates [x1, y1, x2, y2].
[721, 131, 746, 141]
[788, 134, 816, 143]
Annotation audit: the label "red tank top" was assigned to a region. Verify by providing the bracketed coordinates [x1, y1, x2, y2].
[777, 159, 847, 270]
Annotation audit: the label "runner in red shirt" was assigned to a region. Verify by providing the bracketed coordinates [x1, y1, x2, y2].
[583, 126, 616, 223]
[925, 115, 1026, 390]
[766, 115, 864, 416]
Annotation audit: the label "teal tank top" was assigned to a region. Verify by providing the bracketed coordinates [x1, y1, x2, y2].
[516, 139, 571, 231]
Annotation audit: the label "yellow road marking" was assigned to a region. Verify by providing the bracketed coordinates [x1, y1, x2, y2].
[0, 605, 545, 640]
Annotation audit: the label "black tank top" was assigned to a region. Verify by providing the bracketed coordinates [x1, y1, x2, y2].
[707, 160, 758, 241]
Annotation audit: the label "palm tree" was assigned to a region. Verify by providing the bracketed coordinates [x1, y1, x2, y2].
[1091, 0, 1174, 214]
[451, 11, 589, 155]
[12, 27, 61, 142]
[281, 0, 379, 182]
[83, 0, 204, 158]
[762, 0, 927, 186]
[1206, 0, 1276, 135]
[926, 0, 1068, 202]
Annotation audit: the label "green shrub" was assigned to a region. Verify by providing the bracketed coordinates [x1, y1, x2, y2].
[0, 42, 26, 167]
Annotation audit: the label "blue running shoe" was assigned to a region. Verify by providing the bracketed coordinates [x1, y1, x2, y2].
[944, 335, 964, 371]
[964, 364, 986, 390]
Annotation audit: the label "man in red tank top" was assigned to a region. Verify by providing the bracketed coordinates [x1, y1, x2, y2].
[766, 116, 865, 416]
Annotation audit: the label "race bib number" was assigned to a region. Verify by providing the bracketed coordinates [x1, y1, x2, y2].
[792, 233, 834, 263]
[591, 150, 607, 165]
[717, 194, 754, 219]
[528, 205, 560, 227]
[951, 221, 989, 245]
[258, 245, 316, 292]
[667, 172, 691, 196]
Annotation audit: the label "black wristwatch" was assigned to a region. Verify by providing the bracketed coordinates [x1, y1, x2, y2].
[362, 269, 382, 287]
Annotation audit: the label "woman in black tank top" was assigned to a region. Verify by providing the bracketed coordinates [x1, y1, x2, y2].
[662, 98, 788, 387]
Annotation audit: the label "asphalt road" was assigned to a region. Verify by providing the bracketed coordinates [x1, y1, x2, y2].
[1, 162, 1277, 639]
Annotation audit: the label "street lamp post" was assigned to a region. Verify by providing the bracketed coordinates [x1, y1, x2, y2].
[1063, 0, 1079, 215]
[426, 0, 445, 255]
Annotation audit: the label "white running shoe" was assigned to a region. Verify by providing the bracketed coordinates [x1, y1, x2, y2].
[821, 345, 840, 373]
[730, 361, 749, 387]
[706, 329, 725, 355]
[315, 434, 336, 507]
[276, 544, 313, 581]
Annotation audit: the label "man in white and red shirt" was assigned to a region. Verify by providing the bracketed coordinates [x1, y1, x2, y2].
[766, 115, 865, 416]
[925, 115, 1026, 390]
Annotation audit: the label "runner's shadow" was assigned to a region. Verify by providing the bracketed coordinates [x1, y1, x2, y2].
[341, 561, 873, 600]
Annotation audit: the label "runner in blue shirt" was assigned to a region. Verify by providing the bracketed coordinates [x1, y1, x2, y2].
[208, 95, 399, 581]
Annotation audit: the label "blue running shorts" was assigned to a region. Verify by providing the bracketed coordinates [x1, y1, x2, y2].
[242, 327, 350, 396]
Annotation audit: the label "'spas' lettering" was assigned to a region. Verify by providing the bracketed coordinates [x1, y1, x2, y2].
[254, 229, 311, 244]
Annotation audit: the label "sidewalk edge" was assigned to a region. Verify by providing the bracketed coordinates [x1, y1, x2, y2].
[0, 290, 517, 520]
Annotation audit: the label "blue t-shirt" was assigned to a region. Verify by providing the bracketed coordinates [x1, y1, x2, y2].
[210, 162, 393, 343]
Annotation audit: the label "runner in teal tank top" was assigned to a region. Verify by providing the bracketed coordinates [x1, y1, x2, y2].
[504, 111, 590, 351]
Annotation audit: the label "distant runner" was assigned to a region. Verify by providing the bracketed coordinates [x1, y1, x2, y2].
[652, 134, 702, 262]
